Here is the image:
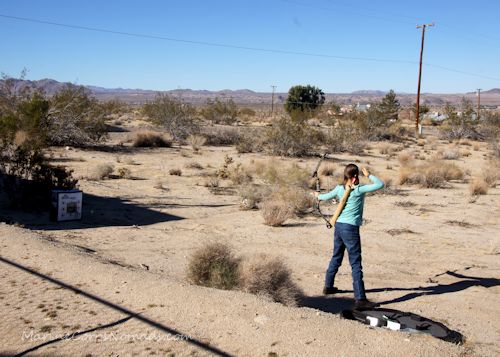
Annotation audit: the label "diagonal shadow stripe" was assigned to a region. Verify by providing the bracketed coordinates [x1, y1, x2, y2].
[0, 255, 234, 357]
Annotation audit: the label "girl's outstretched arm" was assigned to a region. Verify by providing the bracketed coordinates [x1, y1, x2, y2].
[317, 186, 340, 201]
[358, 172, 384, 194]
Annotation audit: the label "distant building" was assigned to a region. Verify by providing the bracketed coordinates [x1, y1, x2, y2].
[425, 112, 448, 121]
[355, 103, 371, 112]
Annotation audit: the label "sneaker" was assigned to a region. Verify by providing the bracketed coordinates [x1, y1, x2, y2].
[354, 299, 378, 309]
[322, 287, 339, 295]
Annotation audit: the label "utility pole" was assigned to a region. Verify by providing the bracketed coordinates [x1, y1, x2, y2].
[476, 88, 481, 120]
[270, 85, 276, 117]
[415, 23, 434, 136]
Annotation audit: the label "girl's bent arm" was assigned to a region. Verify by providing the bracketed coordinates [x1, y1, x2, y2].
[359, 175, 384, 194]
[318, 186, 340, 201]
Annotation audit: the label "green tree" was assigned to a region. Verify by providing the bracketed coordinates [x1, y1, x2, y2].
[377, 90, 400, 120]
[284, 85, 325, 116]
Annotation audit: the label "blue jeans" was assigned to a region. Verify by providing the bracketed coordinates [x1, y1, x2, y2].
[325, 222, 366, 300]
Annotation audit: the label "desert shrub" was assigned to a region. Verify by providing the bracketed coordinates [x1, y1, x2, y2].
[469, 178, 488, 195]
[117, 167, 132, 179]
[439, 100, 483, 140]
[326, 120, 366, 154]
[0, 148, 78, 209]
[482, 163, 498, 187]
[87, 163, 114, 181]
[379, 142, 393, 155]
[201, 97, 239, 125]
[397, 152, 414, 166]
[142, 93, 200, 141]
[239, 254, 303, 306]
[460, 149, 471, 157]
[251, 160, 309, 188]
[187, 134, 206, 152]
[187, 242, 240, 290]
[133, 131, 172, 147]
[216, 154, 234, 179]
[47, 84, 108, 146]
[186, 162, 204, 170]
[0, 77, 78, 208]
[238, 183, 270, 210]
[229, 164, 253, 186]
[260, 199, 294, 226]
[270, 186, 315, 216]
[398, 160, 463, 188]
[169, 168, 182, 176]
[236, 135, 255, 153]
[265, 116, 319, 157]
[440, 149, 460, 160]
[203, 176, 219, 188]
[202, 126, 241, 146]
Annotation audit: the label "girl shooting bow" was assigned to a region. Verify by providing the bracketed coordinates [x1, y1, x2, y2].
[313, 164, 384, 309]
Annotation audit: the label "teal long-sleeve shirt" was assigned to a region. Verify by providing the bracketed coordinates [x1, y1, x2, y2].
[318, 174, 384, 226]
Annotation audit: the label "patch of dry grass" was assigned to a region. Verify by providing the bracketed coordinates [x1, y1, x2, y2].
[187, 242, 240, 290]
[260, 199, 294, 226]
[239, 254, 303, 306]
[398, 160, 463, 188]
[187, 134, 206, 152]
[397, 152, 414, 166]
[469, 178, 488, 195]
[117, 167, 132, 179]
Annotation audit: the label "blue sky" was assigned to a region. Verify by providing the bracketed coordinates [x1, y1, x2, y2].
[1, 0, 499, 93]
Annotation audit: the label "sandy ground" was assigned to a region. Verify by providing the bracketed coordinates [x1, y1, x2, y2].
[0, 126, 499, 356]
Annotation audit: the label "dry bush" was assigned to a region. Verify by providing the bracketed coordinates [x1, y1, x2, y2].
[187, 134, 207, 152]
[268, 186, 315, 216]
[203, 176, 220, 188]
[459, 139, 472, 146]
[203, 126, 241, 146]
[133, 131, 172, 148]
[117, 167, 132, 179]
[441, 149, 460, 160]
[186, 162, 204, 170]
[460, 149, 471, 157]
[379, 142, 393, 155]
[87, 163, 114, 181]
[398, 160, 463, 188]
[417, 139, 426, 147]
[394, 201, 417, 208]
[260, 199, 294, 226]
[229, 164, 253, 185]
[397, 152, 414, 166]
[473, 142, 480, 151]
[319, 162, 336, 176]
[469, 178, 488, 195]
[482, 165, 498, 187]
[238, 184, 270, 210]
[187, 243, 240, 290]
[251, 160, 309, 188]
[169, 168, 182, 176]
[239, 254, 303, 306]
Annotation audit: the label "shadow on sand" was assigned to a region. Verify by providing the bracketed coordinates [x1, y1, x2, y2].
[0, 255, 234, 357]
[300, 295, 355, 314]
[0, 193, 184, 230]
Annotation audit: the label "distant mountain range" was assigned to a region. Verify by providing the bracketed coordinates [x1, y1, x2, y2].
[3, 78, 500, 107]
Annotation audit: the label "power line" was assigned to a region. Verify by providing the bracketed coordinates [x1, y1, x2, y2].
[1, 13, 499, 83]
[0, 13, 415, 64]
